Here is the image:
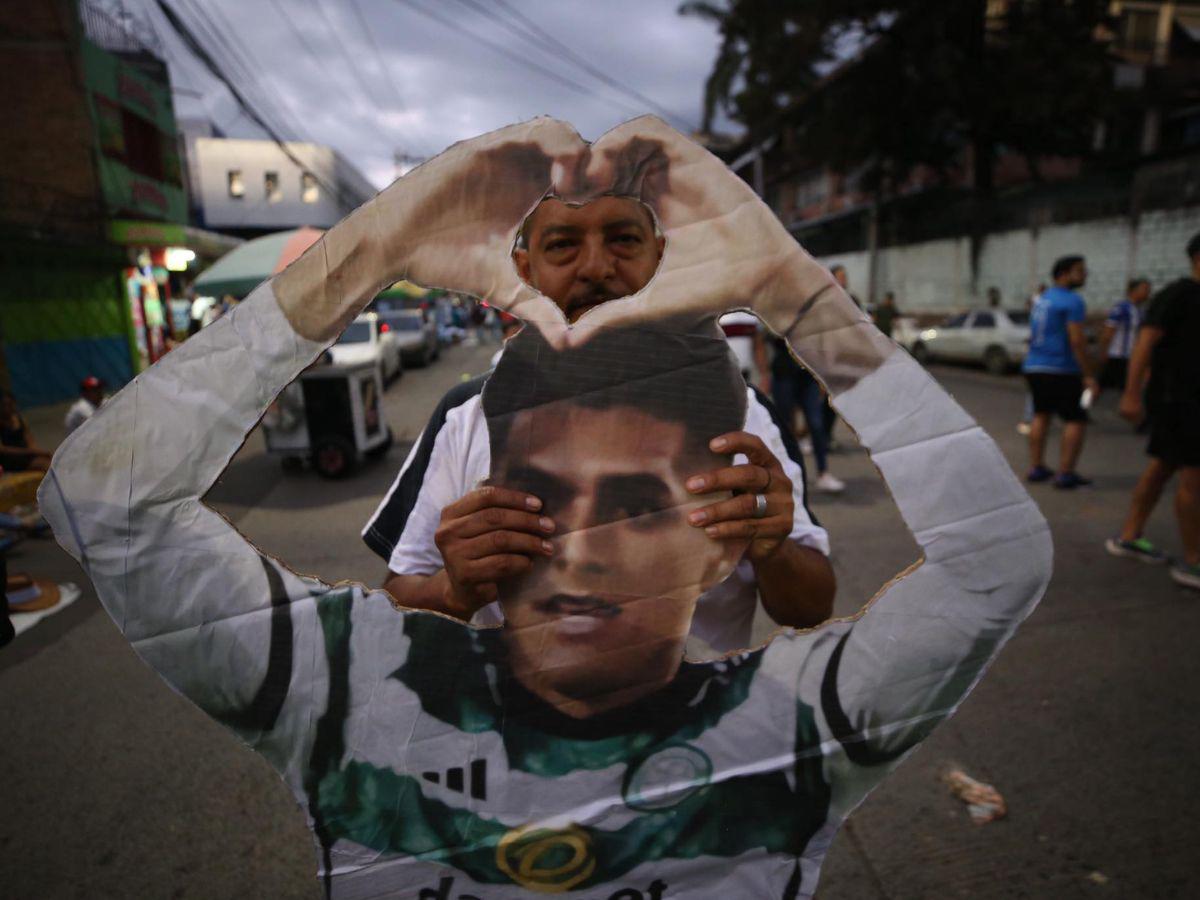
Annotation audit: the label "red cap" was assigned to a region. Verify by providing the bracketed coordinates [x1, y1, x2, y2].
[81, 376, 103, 391]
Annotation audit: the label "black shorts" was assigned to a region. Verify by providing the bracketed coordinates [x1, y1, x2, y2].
[1100, 357, 1129, 391]
[1026, 373, 1088, 423]
[1147, 401, 1200, 468]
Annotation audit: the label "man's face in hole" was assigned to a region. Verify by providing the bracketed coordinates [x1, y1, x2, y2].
[513, 196, 665, 323]
[493, 401, 740, 716]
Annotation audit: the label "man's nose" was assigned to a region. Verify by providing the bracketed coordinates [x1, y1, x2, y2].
[575, 236, 616, 282]
[551, 498, 610, 576]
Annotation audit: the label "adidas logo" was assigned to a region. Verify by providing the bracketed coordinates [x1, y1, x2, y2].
[422, 759, 487, 800]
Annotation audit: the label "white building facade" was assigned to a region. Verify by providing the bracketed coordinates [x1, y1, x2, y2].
[182, 129, 377, 235]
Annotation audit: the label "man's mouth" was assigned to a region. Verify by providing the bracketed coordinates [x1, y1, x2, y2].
[536, 593, 621, 618]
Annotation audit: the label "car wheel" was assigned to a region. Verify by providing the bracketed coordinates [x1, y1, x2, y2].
[312, 435, 358, 479]
[983, 346, 1009, 375]
[911, 342, 930, 365]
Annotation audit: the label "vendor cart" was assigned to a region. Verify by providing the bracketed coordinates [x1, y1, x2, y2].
[261, 359, 393, 478]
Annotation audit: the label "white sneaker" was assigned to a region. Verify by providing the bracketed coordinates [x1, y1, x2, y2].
[816, 472, 845, 493]
[1016, 421, 1032, 435]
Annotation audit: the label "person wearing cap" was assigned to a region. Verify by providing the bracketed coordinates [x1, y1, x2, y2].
[64, 377, 105, 436]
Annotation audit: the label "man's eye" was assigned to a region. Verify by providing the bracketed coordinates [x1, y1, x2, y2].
[545, 239, 574, 252]
[611, 234, 641, 245]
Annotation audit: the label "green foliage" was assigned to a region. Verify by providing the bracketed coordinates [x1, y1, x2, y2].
[683, 0, 1116, 193]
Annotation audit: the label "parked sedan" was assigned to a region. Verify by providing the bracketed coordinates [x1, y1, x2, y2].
[910, 309, 1030, 374]
[378, 309, 440, 367]
[329, 312, 402, 383]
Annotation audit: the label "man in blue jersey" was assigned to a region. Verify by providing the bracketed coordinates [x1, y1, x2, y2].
[1021, 255, 1098, 489]
[1098, 278, 1151, 393]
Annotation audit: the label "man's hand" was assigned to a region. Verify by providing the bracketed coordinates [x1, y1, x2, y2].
[1119, 390, 1145, 424]
[434, 486, 555, 618]
[684, 431, 794, 563]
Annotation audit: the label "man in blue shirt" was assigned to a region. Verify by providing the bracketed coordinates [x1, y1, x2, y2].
[1021, 255, 1098, 489]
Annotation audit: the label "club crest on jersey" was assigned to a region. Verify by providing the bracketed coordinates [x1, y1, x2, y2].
[496, 823, 596, 893]
[622, 743, 713, 812]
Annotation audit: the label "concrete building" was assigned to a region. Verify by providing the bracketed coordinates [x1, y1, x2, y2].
[0, 0, 234, 406]
[724, 1, 1200, 311]
[181, 129, 377, 237]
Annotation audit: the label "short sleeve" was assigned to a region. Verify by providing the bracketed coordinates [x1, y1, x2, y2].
[1067, 295, 1087, 323]
[361, 387, 491, 576]
[743, 388, 831, 556]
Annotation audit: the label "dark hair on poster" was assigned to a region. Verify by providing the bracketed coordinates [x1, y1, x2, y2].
[483, 321, 747, 462]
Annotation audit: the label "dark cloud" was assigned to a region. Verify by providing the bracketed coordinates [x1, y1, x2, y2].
[146, 0, 729, 189]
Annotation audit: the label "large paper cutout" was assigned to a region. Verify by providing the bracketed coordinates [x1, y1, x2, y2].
[39, 117, 1052, 899]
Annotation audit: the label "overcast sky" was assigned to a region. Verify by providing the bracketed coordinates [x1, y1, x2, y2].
[129, 0, 731, 189]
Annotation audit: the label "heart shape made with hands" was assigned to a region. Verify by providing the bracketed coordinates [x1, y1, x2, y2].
[275, 116, 886, 397]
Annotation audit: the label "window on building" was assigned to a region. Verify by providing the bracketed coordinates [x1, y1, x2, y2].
[265, 171, 282, 203]
[228, 169, 245, 199]
[120, 109, 165, 181]
[301, 172, 319, 203]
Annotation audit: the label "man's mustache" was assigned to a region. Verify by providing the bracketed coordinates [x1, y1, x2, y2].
[566, 285, 622, 315]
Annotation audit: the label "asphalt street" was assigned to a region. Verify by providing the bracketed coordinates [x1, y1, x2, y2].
[2, 340, 1196, 899]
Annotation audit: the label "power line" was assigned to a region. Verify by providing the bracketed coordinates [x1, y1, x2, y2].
[391, 0, 645, 122]
[153, 0, 361, 210]
[168, 0, 379, 196]
[465, 0, 697, 132]
[315, 0, 392, 111]
[348, 0, 430, 160]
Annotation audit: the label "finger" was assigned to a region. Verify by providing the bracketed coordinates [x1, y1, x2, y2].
[687, 493, 787, 528]
[453, 507, 556, 539]
[707, 431, 782, 470]
[444, 485, 543, 518]
[462, 554, 535, 583]
[702, 516, 792, 542]
[459, 530, 555, 561]
[685, 464, 772, 496]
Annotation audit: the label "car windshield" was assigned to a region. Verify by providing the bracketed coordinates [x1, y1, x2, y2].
[383, 315, 423, 332]
[1006, 311, 1030, 325]
[337, 321, 373, 344]
[942, 313, 969, 328]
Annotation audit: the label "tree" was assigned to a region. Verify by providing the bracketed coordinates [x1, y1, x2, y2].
[683, 0, 1116, 199]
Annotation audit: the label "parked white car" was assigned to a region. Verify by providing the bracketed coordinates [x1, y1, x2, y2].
[378, 309, 440, 367]
[330, 313, 402, 382]
[910, 309, 1030, 374]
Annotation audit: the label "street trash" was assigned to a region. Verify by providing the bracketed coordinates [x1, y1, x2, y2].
[943, 768, 1007, 823]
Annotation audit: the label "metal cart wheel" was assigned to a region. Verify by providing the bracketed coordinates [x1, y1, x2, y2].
[312, 435, 359, 479]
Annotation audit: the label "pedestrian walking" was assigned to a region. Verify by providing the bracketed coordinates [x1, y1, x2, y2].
[873, 291, 899, 338]
[1021, 255, 1097, 489]
[1107, 233, 1200, 590]
[1097, 278, 1151, 393]
[766, 337, 845, 494]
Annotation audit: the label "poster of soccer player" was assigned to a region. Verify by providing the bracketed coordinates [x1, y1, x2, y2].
[39, 117, 1051, 899]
